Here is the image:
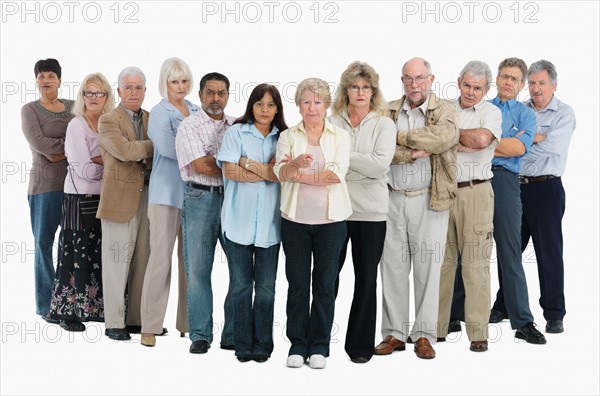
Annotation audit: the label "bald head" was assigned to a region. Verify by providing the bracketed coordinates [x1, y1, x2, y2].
[401, 57, 434, 108]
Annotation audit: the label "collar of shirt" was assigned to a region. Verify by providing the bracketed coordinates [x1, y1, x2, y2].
[121, 103, 143, 122]
[239, 122, 279, 138]
[490, 96, 519, 109]
[296, 119, 339, 136]
[525, 94, 558, 113]
[455, 97, 487, 112]
[198, 107, 235, 127]
[339, 110, 378, 127]
[401, 95, 430, 114]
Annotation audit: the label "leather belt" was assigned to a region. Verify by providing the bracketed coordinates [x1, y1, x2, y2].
[519, 175, 557, 184]
[457, 179, 489, 188]
[188, 182, 224, 193]
[491, 166, 506, 171]
[388, 185, 431, 197]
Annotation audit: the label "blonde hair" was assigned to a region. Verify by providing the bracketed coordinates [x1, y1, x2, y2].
[332, 61, 387, 116]
[158, 57, 194, 99]
[72, 72, 115, 117]
[295, 77, 332, 109]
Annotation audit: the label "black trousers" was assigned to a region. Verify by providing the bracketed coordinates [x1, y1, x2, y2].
[337, 220, 386, 360]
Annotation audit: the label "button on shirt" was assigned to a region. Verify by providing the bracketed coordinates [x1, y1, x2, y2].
[176, 108, 234, 186]
[490, 97, 536, 173]
[389, 97, 432, 190]
[521, 96, 576, 177]
[217, 123, 281, 248]
[454, 99, 502, 182]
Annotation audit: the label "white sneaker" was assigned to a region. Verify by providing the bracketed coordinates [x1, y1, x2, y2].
[309, 354, 326, 369]
[286, 354, 305, 368]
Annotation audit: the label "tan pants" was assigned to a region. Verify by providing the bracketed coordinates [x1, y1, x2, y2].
[140, 204, 189, 334]
[101, 187, 150, 329]
[438, 181, 494, 341]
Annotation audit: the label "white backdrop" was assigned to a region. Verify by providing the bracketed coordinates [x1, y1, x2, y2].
[1, 1, 598, 395]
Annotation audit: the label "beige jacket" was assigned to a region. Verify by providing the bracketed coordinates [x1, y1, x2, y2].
[388, 93, 459, 211]
[97, 105, 153, 222]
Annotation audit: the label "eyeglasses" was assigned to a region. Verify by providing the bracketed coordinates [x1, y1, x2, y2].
[349, 85, 372, 93]
[402, 75, 430, 84]
[498, 74, 522, 84]
[122, 85, 144, 92]
[83, 91, 107, 98]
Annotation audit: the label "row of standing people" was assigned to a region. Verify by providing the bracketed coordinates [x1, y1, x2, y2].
[22, 55, 574, 368]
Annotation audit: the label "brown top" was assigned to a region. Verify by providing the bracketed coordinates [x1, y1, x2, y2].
[21, 99, 75, 195]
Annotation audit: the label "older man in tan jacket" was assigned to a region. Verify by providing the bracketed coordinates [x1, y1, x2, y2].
[374, 57, 458, 360]
[98, 67, 153, 341]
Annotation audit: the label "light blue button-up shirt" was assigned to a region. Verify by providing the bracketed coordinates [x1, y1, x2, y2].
[148, 98, 200, 208]
[521, 96, 576, 177]
[217, 123, 281, 248]
[490, 97, 537, 174]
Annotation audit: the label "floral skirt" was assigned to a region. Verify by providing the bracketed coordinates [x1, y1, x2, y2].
[50, 194, 104, 322]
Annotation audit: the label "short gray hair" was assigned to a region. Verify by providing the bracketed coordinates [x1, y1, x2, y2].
[459, 60, 493, 87]
[528, 59, 558, 85]
[295, 77, 332, 109]
[118, 66, 146, 88]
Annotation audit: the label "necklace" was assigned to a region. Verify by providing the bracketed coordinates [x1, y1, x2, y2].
[84, 113, 99, 133]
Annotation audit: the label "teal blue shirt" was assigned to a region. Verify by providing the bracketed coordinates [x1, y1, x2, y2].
[490, 97, 536, 173]
[217, 123, 281, 247]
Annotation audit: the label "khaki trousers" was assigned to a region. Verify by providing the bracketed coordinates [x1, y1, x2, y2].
[140, 204, 189, 334]
[438, 181, 494, 341]
[101, 187, 150, 329]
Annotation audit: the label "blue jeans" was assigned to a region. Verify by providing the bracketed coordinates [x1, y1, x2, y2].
[182, 185, 233, 345]
[282, 219, 346, 358]
[28, 191, 64, 316]
[491, 168, 534, 328]
[224, 236, 279, 358]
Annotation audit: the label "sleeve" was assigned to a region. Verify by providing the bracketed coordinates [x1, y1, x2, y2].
[65, 119, 103, 181]
[21, 104, 65, 155]
[325, 129, 350, 179]
[525, 107, 576, 160]
[481, 105, 503, 149]
[348, 117, 396, 178]
[148, 105, 178, 159]
[98, 113, 153, 162]
[515, 106, 537, 155]
[273, 129, 292, 179]
[216, 126, 242, 168]
[176, 116, 208, 170]
[397, 100, 459, 154]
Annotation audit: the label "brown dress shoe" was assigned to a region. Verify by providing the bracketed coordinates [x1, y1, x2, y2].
[414, 337, 435, 359]
[470, 340, 488, 352]
[374, 335, 406, 355]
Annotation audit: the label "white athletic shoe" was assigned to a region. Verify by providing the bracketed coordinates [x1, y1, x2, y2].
[309, 354, 326, 369]
[286, 354, 305, 368]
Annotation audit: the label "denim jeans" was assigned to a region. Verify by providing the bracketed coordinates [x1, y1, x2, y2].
[282, 219, 346, 358]
[182, 185, 233, 345]
[224, 236, 279, 358]
[28, 191, 64, 316]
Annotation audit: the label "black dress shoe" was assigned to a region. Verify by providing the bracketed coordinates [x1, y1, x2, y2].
[448, 319, 461, 333]
[220, 343, 235, 350]
[545, 319, 564, 334]
[126, 325, 168, 336]
[489, 309, 509, 323]
[252, 354, 269, 363]
[60, 320, 86, 332]
[189, 340, 210, 354]
[515, 323, 547, 344]
[105, 328, 131, 341]
[237, 355, 252, 362]
[41, 313, 59, 324]
[350, 357, 369, 363]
